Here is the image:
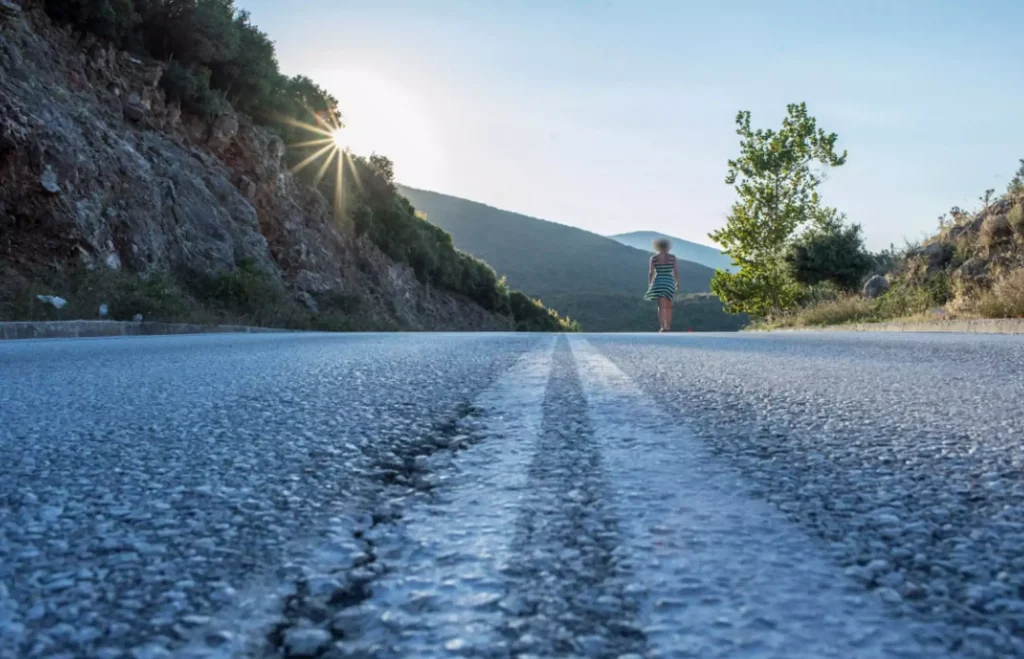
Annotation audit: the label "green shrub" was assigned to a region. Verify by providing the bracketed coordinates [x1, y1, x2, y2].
[875, 283, 938, 318]
[161, 61, 226, 119]
[104, 271, 191, 320]
[316, 290, 361, 314]
[45, 0, 140, 47]
[787, 219, 873, 292]
[185, 259, 302, 326]
[0, 265, 201, 322]
[46, 0, 340, 130]
[508, 290, 578, 332]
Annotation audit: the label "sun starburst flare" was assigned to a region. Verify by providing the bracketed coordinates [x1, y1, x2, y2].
[282, 106, 357, 220]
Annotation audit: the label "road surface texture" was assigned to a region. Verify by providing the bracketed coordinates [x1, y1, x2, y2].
[1, 332, 1023, 658]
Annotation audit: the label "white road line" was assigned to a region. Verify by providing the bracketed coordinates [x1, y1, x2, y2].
[347, 337, 556, 658]
[569, 337, 949, 659]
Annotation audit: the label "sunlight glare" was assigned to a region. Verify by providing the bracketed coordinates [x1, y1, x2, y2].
[317, 69, 445, 189]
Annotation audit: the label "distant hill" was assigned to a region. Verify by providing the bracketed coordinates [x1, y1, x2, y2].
[610, 231, 735, 272]
[397, 186, 746, 331]
[398, 186, 713, 298]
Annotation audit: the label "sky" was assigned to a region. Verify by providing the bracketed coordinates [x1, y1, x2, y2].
[237, 0, 1024, 251]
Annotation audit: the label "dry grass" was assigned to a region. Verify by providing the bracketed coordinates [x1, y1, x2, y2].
[971, 269, 1024, 318]
[980, 214, 1012, 249]
[768, 296, 876, 328]
[1009, 203, 1024, 237]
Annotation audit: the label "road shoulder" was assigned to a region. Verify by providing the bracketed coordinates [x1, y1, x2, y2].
[0, 320, 289, 341]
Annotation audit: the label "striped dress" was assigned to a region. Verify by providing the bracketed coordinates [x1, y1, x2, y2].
[644, 255, 676, 301]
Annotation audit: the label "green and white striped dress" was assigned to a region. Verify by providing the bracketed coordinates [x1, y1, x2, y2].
[644, 255, 676, 301]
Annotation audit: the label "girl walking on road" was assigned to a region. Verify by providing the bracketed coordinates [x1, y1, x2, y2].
[645, 238, 679, 332]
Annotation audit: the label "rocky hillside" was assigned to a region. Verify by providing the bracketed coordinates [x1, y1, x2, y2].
[771, 172, 1024, 329]
[904, 189, 1024, 317]
[0, 1, 539, 331]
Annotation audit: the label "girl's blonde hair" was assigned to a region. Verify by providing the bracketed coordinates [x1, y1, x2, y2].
[653, 238, 671, 252]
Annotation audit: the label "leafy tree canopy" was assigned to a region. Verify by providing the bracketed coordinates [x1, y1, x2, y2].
[709, 103, 847, 317]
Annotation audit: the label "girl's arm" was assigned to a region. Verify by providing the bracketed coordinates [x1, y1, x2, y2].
[648, 257, 655, 285]
[673, 259, 680, 290]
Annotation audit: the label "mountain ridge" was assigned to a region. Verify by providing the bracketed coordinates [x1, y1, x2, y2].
[397, 185, 747, 331]
[610, 230, 735, 272]
[397, 185, 715, 298]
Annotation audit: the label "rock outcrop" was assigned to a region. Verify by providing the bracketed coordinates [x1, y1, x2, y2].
[0, 4, 510, 330]
[862, 274, 890, 299]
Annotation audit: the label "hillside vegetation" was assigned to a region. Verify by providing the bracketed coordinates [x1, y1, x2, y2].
[771, 168, 1024, 329]
[704, 103, 1024, 330]
[610, 231, 735, 272]
[2, 0, 573, 332]
[398, 186, 744, 331]
[398, 187, 714, 298]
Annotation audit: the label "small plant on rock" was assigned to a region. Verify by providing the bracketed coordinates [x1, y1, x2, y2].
[980, 214, 1012, 251]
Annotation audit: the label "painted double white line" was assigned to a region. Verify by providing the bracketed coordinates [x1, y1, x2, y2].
[569, 337, 944, 658]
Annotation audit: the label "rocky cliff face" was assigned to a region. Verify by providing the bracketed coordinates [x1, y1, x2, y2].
[0, 1, 511, 330]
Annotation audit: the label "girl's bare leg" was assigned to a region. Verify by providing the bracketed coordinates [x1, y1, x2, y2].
[664, 299, 673, 331]
[656, 300, 665, 331]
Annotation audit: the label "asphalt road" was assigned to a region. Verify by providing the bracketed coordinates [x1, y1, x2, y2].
[2, 332, 1023, 658]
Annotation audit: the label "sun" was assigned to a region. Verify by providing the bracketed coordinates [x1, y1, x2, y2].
[331, 128, 347, 150]
[283, 70, 445, 215]
[314, 69, 444, 189]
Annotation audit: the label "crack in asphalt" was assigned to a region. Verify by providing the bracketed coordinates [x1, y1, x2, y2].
[263, 398, 495, 659]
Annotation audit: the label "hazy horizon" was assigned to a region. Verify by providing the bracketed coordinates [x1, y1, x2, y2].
[237, 0, 1024, 251]
[397, 183, 723, 248]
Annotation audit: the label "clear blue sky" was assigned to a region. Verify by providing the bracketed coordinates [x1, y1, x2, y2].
[237, 0, 1023, 250]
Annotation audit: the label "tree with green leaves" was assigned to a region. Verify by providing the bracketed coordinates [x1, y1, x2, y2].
[786, 209, 872, 292]
[709, 103, 847, 317]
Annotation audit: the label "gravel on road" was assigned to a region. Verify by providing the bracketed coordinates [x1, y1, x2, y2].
[2, 331, 1023, 658]
[0, 333, 534, 658]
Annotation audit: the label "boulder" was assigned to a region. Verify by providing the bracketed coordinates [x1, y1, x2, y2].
[207, 114, 239, 152]
[295, 269, 331, 294]
[296, 290, 319, 313]
[268, 135, 286, 162]
[36, 295, 67, 309]
[980, 214, 1012, 246]
[236, 175, 257, 200]
[40, 167, 60, 194]
[862, 274, 890, 299]
[122, 93, 147, 122]
[952, 256, 990, 295]
[918, 241, 948, 266]
[143, 64, 164, 88]
[959, 256, 988, 280]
